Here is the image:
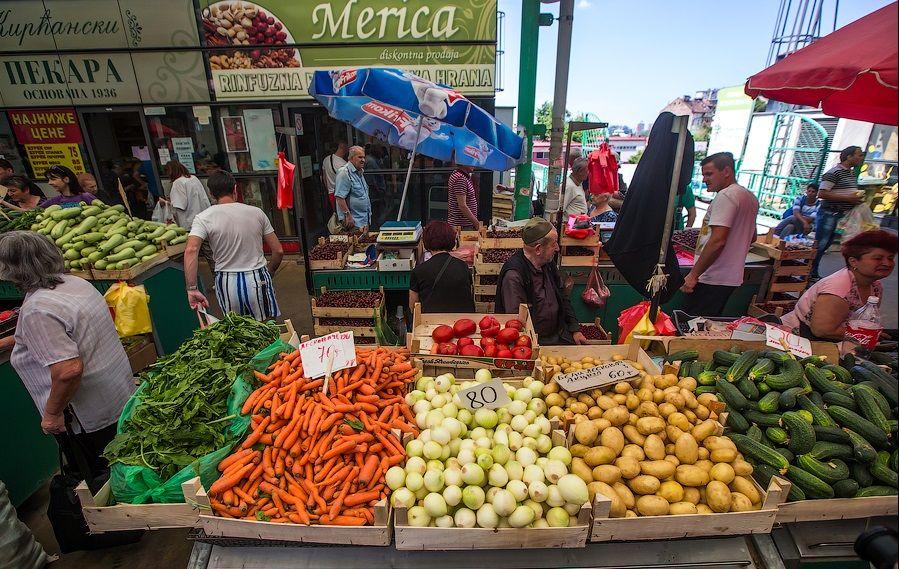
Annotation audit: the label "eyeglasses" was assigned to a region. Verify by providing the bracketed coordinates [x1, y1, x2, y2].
[45, 165, 67, 178]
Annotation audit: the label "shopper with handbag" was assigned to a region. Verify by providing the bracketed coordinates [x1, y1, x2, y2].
[409, 221, 475, 313]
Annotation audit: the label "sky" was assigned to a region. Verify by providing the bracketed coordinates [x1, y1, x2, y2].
[495, 0, 893, 128]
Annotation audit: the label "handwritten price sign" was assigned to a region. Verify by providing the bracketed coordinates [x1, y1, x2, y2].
[765, 324, 812, 358]
[554, 361, 640, 394]
[457, 378, 512, 412]
[299, 331, 357, 379]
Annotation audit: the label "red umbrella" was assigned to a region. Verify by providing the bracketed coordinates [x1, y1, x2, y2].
[745, 2, 898, 125]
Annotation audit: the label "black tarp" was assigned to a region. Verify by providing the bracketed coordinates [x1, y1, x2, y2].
[605, 112, 694, 304]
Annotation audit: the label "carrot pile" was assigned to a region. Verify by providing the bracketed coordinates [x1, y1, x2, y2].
[207, 346, 419, 526]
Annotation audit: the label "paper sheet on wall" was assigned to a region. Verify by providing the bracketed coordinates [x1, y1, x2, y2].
[171, 137, 195, 173]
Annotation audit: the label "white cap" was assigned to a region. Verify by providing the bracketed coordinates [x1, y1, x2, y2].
[867, 296, 879, 303]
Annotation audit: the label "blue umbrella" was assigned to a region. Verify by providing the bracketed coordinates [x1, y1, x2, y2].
[309, 68, 526, 220]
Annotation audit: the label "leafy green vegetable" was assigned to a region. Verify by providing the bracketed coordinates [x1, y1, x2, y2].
[103, 314, 278, 480]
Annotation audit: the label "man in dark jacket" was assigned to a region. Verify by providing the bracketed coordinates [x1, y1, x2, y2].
[495, 218, 587, 345]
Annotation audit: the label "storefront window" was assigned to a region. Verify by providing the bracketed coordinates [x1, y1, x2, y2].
[862, 125, 898, 217]
[214, 105, 281, 174]
[146, 106, 222, 176]
[237, 177, 295, 238]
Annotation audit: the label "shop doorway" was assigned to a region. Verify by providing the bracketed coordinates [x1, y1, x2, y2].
[78, 107, 159, 219]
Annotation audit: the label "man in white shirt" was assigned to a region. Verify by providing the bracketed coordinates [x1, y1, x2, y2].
[681, 152, 759, 316]
[562, 157, 589, 217]
[321, 142, 348, 211]
[184, 171, 284, 321]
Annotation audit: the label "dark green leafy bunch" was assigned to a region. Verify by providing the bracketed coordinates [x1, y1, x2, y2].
[104, 314, 279, 479]
[0, 208, 43, 233]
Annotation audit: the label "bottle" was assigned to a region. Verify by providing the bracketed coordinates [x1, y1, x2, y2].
[844, 296, 882, 351]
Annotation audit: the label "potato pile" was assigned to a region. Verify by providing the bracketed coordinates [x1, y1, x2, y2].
[542, 362, 765, 517]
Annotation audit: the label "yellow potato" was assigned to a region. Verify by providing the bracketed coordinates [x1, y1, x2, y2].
[614, 456, 641, 479]
[621, 444, 646, 461]
[697, 447, 710, 460]
[592, 464, 622, 485]
[667, 412, 691, 432]
[674, 433, 699, 465]
[574, 420, 599, 446]
[625, 509, 638, 518]
[543, 381, 560, 395]
[623, 425, 646, 446]
[681, 389, 699, 409]
[569, 402, 589, 415]
[640, 460, 676, 480]
[696, 504, 713, 515]
[677, 377, 697, 391]
[730, 476, 761, 504]
[657, 480, 684, 503]
[694, 405, 711, 420]
[569, 443, 589, 458]
[730, 492, 755, 512]
[636, 495, 670, 516]
[589, 481, 626, 518]
[545, 393, 565, 408]
[627, 475, 662, 495]
[636, 416, 666, 436]
[665, 425, 685, 443]
[669, 501, 698, 515]
[732, 460, 754, 477]
[703, 436, 736, 452]
[697, 392, 719, 407]
[635, 401, 661, 419]
[675, 465, 711, 487]
[587, 406, 603, 420]
[643, 434, 666, 461]
[614, 381, 631, 394]
[612, 481, 636, 509]
[603, 406, 630, 426]
[652, 390, 666, 404]
[710, 448, 738, 463]
[625, 393, 641, 411]
[706, 481, 732, 513]
[571, 458, 594, 484]
[710, 462, 736, 484]
[664, 455, 680, 466]
[664, 391, 686, 410]
[683, 487, 701, 505]
[612, 394, 628, 404]
[695, 459, 714, 472]
[691, 419, 718, 442]
[636, 388, 654, 402]
[658, 402, 678, 418]
[584, 446, 617, 467]
[596, 395, 618, 410]
[683, 408, 698, 423]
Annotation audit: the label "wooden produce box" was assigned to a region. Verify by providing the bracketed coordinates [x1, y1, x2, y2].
[408, 303, 539, 373]
[560, 244, 601, 268]
[193, 479, 392, 546]
[313, 321, 378, 338]
[473, 273, 497, 296]
[311, 286, 385, 319]
[479, 222, 523, 250]
[538, 342, 661, 376]
[76, 478, 201, 533]
[751, 231, 817, 261]
[163, 241, 187, 258]
[771, 476, 899, 523]
[747, 299, 797, 319]
[68, 268, 94, 279]
[473, 252, 503, 276]
[91, 252, 168, 281]
[308, 236, 351, 270]
[377, 249, 415, 272]
[474, 300, 495, 313]
[644, 337, 840, 363]
[394, 429, 591, 550]
[579, 318, 611, 345]
[561, 233, 600, 248]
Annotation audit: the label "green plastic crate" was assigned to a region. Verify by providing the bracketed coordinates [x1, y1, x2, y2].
[312, 270, 410, 290]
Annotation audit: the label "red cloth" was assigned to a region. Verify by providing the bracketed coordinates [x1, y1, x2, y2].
[745, 2, 897, 125]
[587, 143, 619, 195]
[276, 151, 296, 209]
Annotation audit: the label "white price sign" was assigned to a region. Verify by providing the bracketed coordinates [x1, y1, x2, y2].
[457, 378, 512, 412]
[555, 361, 640, 394]
[299, 332, 357, 379]
[765, 324, 812, 358]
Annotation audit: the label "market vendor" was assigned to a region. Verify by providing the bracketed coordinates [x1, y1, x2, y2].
[0, 174, 43, 211]
[447, 163, 480, 230]
[0, 231, 135, 483]
[495, 217, 587, 345]
[781, 230, 896, 341]
[409, 221, 475, 313]
[775, 183, 819, 238]
[40, 165, 97, 208]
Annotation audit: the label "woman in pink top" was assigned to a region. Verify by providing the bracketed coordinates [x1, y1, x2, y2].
[782, 230, 896, 341]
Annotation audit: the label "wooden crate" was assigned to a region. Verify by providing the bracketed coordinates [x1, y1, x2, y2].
[640, 337, 841, 363]
[68, 268, 94, 279]
[313, 322, 378, 338]
[311, 286, 385, 319]
[193, 478, 392, 546]
[771, 476, 898, 523]
[75, 478, 200, 533]
[752, 231, 817, 261]
[91, 252, 168, 281]
[408, 303, 539, 372]
[309, 236, 351, 270]
[747, 298, 796, 319]
[473, 253, 503, 276]
[538, 343, 661, 376]
[474, 301, 495, 313]
[560, 243, 600, 267]
[561, 233, 600, 248]
[479, 222, 523, 249]
[473, 273, 497, 296]
[578, 318, 611, 345]
[163, 241, 187, 258]
[394, 429, 591, 550]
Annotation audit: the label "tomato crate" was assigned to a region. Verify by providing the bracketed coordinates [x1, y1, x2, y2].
[310, 286, 385, 319]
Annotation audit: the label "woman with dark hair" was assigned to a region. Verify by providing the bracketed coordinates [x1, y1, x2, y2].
[161, 160, 211, 231]
[782, 229, 897, 341]
[409, 221, 475, 313]
[1, 174, 43, 211]
[41, 165, 96, 208]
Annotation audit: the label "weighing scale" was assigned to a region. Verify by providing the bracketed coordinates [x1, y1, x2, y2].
[377, 221, 422, 246]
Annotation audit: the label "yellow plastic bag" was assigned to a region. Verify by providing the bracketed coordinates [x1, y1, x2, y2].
[104, 281, 152, 337]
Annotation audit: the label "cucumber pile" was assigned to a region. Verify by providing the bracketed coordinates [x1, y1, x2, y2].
[676, 348, 898, 501]
[29, 201, 188, 272]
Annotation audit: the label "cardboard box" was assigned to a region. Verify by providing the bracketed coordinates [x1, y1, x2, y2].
[125, 335, 157, 374]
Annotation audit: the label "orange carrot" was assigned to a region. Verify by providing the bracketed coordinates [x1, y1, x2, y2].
[343, 490, 381, 508]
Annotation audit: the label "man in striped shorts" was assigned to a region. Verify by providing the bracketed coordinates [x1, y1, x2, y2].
[184, 171, 283, 321]
[811, 146, 866, 278]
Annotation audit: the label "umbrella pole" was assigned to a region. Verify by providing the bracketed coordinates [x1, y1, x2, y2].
[397, 116, 424, 221]
[649, 114, 689, 321]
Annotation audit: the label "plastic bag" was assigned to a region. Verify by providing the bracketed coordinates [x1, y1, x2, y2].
[617, 301, 676, 344]
[581, 263, 610, 308]
[276, 151, 296, 209]
[104, 282, 152, 337]
[151, 200, 173, 224]
[109, 338, 293, 504]
[837, 203, 878, 242]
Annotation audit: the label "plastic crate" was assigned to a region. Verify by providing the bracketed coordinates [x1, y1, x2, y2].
[311, 270, 410, 290]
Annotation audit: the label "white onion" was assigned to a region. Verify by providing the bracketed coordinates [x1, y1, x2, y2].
[522, 437, 538, 450]
[522, 464, 545, 485]
[564, 502, 582, 516]
[425, 410, 445, 429]
[443, 484, 462, 507]
[430, 426, 451, 446]
[524, 499, 544, 519]
[505, 460, 524, 481]
[404, 472, 424, 492]
[426, 459, 444, 472]
[535, 434, 553, 454]
[435, 514, 454, 528]
[454, 507, 477, 528]
[415, 377, 433, 391]
[407, 506, 431, 527]
[430, 394, 447, 408]
[491, 443, 511, 465]
[545, 507, 569, 527]
[491, 489, 516, 517]
[476, 504, 499, 528]
[533, 518, 550, 528]
[546, 484, 565, 507]
[488, 463, 509, 487]
[508, 431, 524, 451]
[514, 387, 532, 403]
[434, 374, 453, 393]
[476, 452, 494, 471]
[406, 439, 424, 458]
[470, 427, 487, 441]
[547, 446, 572, 466]
[527, 380, 545, 397]
[422, 441, 443, 460]
[557, 474, 589, 505]
[516, 446, 537, 467]
[462, 485, 486, 509]
[475, 369, 492, 382]
[528, 480, 549, 502]
[474, 408, 499, 429]
[461, 463, 485, 486]
[523, 423, 542, 439]
[510, 415, 529, 433]
[405, 456, 426, 475]
[457, 409, 473, 426]
[443, 467, 463, 487]
[423, 470, 445, 493]
[544, 459, 567, 483]
[457, 448, 475, 465]
[391, 487, 415, 509]
[441, 402, 459, 419]
[509, 505, 535, 528]
[506, 479, 528, 502]
[423, 492, 448, 518]
[385, 466, 406, 490]
[413, 399, 431, 415]
[506, 400, 527, 416]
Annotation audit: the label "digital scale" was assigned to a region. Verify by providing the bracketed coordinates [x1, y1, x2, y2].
[377, 221, 422, 246]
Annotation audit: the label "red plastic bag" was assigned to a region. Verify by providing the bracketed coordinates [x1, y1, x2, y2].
[587, 142, 619, 195]
[276, 151, 296, 209]
[617, 301, 676, 343]
[581, 262, 610, 308]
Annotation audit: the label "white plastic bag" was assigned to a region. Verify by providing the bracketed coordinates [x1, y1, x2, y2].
[838, 203, 878, 242]
[151, 199, 173, 224]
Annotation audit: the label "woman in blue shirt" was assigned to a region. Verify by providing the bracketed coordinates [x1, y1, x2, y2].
[589, 191, 618, 224]
[775, 183, 819, 237]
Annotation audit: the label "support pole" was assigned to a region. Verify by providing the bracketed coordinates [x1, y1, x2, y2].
[513, 0, 541, 220]
[397, 116, 424, 221]
[543, 0, 574, 222]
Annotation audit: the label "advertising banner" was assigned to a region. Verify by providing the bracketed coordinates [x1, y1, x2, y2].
[8, 108, 86, 175]
[707, 85, 754, 160]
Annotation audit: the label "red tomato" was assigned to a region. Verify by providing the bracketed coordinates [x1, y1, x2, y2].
[479, 336, 496, 349]
[459, 344, 484, 357]
[496, 348, 514, 359]
[496, 327, 520, 346]
[483, 345, 498, 357]
[431, 325, 455, 343]
[438, 342, 458, 355]
[504, 319, 524, 330]
[481, 324, 501, 338]
[512, 346, 533, 359]
[515, 335, 532, 348]
[479, 315, 500, 331]
[453, 318, 477, 338]
[458, 337, 474, 348]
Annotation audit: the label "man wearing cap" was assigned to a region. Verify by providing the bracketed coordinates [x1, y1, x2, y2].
[495, 218, 587, 345]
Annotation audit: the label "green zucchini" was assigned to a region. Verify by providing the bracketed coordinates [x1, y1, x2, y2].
[843, 428, 878, 463]
[765, 426, 789, 445]
[870, 451, 898, 488]
[730, 433, 790, 469]
[796, 454, 849, 484]
[764, 359, 804, 390]
[134, 244, 158, 258]
[727, 350, 759, 382]
[856, 485, 898, 497]
[822, 391, 857, 411]
[665, 349, 699, 363]
[697, 371, 719, 386]
[49, 207, 82, 220]
[823, 364, 853, 384]
[782, 411, 816, 454]
[784, 465, 834, 499]
[833, 478, 859, 498]
[726, 409, 751, 433]
[713, 350, 740, 366]
[749, 358, 775, 380]
[50, 219, 70, 239]
[809, 441, 853, 461]
[106, 248, 136, 263]
[779, 386, 808, 409]
[796, 395, 836, 427]
[829, 406, 890, 449]
[735, 376, 760, 400]
[805, 364, 851, 396]
[851, 462, 874, 487]
[758, 392, 781, 413]
[743, 409, 783, 428]
[98, 233, 126, 253]
[852, 385, 892, 435]
[716, 378, 749, 411]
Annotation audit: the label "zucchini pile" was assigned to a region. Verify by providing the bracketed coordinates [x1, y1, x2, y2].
[29, 201, 188, 272]
[674, 348, 898, 501]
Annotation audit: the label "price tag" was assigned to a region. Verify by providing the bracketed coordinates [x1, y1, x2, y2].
[554, 361, 640, 394]
[457, 378, 512, 412]
[765, 324, 812, 358]
[299, 332, 356, 379]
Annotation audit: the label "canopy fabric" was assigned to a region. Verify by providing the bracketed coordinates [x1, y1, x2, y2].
[745, 2, 898, 125]
[309, 68, 525, 171]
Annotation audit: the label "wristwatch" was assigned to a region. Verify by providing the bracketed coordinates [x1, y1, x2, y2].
[186, 285, 198, 291]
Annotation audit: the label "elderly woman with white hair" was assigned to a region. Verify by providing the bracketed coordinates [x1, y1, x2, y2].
[562, 157, 589, 218]
[0, 231, 134, 482]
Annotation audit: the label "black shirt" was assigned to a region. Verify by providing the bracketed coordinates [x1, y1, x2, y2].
[410, 252, 475, 313]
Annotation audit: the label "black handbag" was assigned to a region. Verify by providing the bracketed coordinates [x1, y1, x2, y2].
[46, 409, 143, 553]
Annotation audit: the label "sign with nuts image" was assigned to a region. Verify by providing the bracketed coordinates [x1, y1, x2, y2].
[202, 0, 497, 100]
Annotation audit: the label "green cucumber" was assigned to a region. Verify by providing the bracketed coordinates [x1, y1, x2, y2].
[744, 409, 783, 428]
[764, 359, 804, 390]
[749, 358, 775, 380]
[766, 426, 789, 445]
[796, 455, 849, 484]
[782, 411, 816, 454]
[727, 350, 759, 382]
[730, 433, 790, 469]
[758, 392, 781, 413]
[796, 395, 836, 427]
[822, 391, 857, 411]
[854, 383, 892, 418]
[697, 371, 719, 386]
[800, 355, 828, 367]
[746, 423, 764, 443]
[779, 386, 808, 409]
[852, 385, 892, 435]
[755, 463, 806, 501]
[833, 478, 859, 498]
[870, 451, 898, 488]
[784, 465, 834, 499]
[695, 386, 718, 396]
[856, 486, 898, 497]
[713, 350, 740, 366]
[716, 378, 749, 411]
[851, 462, 874, 487]
[808, 441, 853, 461]
[892, 450, 898, 472]
[758, 382, 772, 395]
[829, 406, 890, 449]
[774, 447, 795, 463]
[824, 364, 853, 384]
[735, 376, 760, 400]
[809, 390, 826, 407]
[843, 428, 878, 463]
[726, 409, 751, 433]
[796, 410, 815, 424]
[805, 364, 851, 396]
[665, 349, 699, 363]
[79, 246, 97, 257]
[86, 251, 105, 263]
